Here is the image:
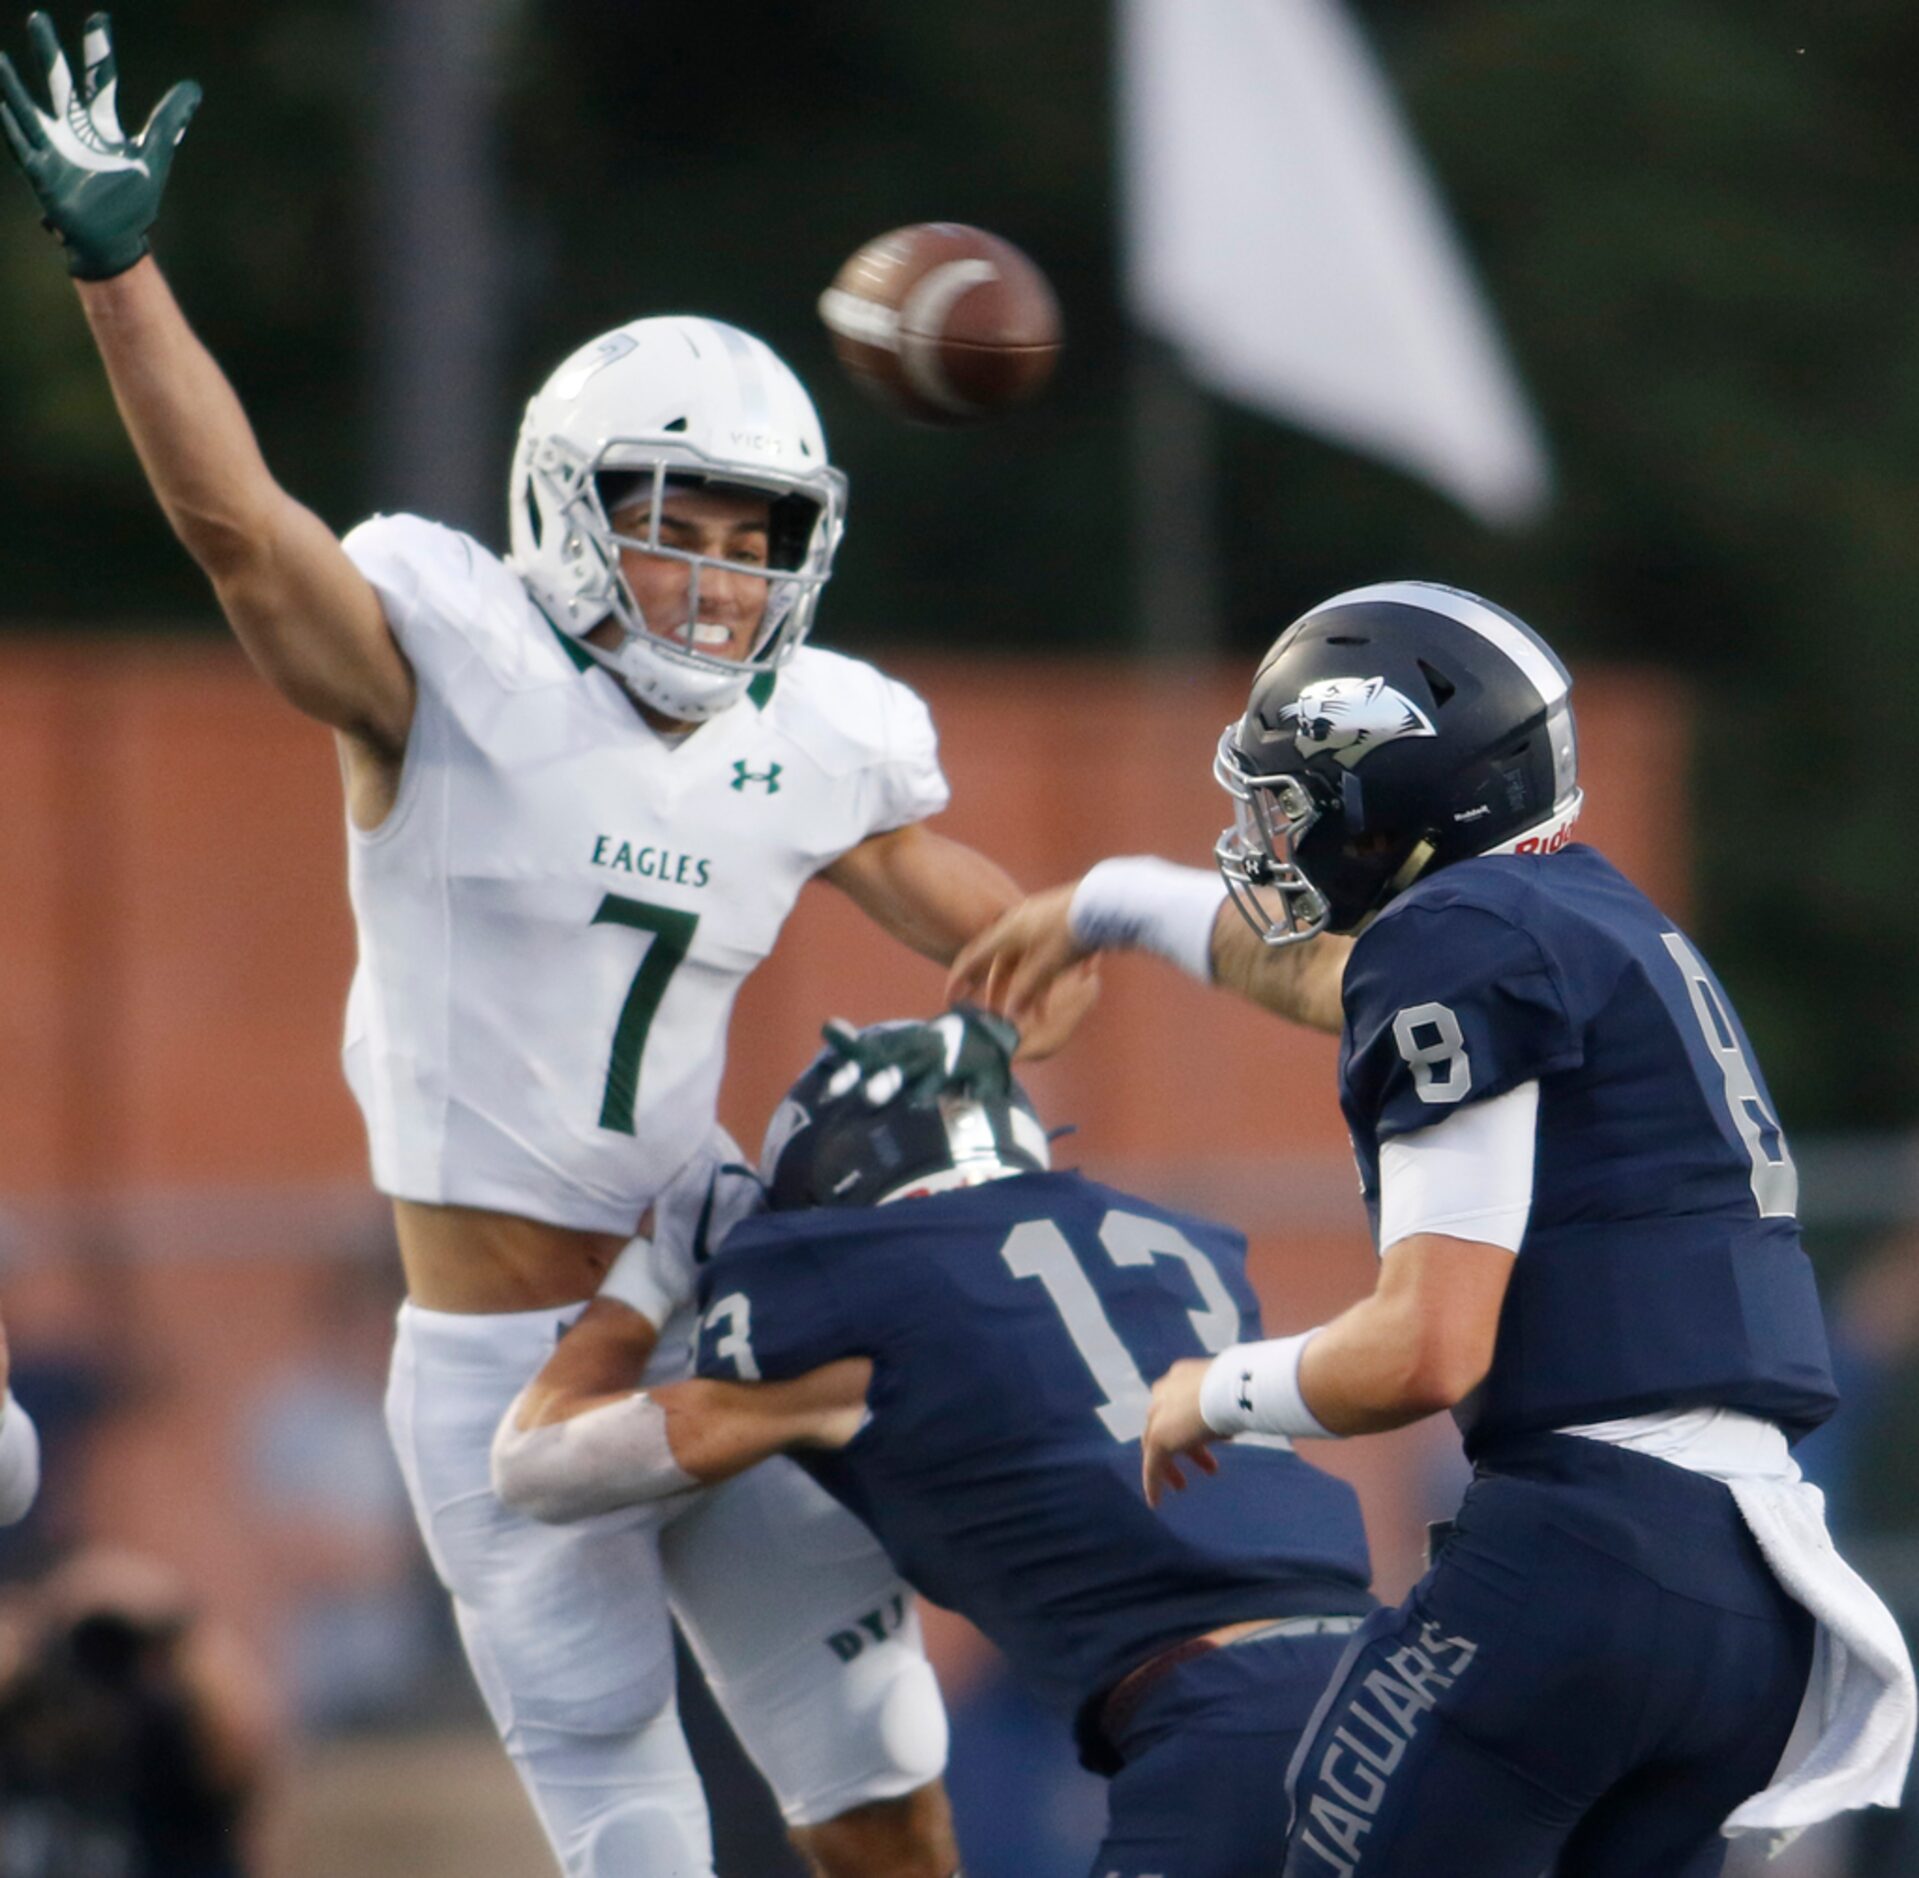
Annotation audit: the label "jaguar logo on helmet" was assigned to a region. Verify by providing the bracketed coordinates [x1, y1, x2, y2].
[1278, 676, 1437, 769]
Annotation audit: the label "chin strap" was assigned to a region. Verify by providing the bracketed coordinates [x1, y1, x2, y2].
[1385, 836, 1438, 900]
[572, 631, 747, 726]
[1349, 837, 1439, 935]
[1341, 835, 1441, 941]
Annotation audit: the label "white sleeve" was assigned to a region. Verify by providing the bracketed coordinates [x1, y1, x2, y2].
[342, 513, 503, 688]
[865, 678, 950, 834]
[343, 514, 455, 652]
[1377, 1080, 1539, 1254]
[0, 1392, 41, 1524]
[596, 1234, 686, 1330]
[656, 1142, 765, 1285]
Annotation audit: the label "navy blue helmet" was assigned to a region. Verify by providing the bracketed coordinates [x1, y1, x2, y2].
[760, 1007, 1051, 1211]
[1215, 582, 1582, 944]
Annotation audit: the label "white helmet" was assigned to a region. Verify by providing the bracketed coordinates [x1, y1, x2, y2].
[508, 316, 848, 722]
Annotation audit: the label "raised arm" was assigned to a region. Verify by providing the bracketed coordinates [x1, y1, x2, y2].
[77, 263, 411, 748]
[945, 859, 1352, 1036]
[491, 1295, 871, 1524]
[2, 16, 411, 753]
[1209, 910, 1351, 1034]
[823, 824, 1018, 965]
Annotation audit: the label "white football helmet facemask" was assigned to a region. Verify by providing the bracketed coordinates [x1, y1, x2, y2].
[508, 316, 848, 722]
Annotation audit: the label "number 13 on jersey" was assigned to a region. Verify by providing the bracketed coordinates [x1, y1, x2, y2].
[1002, 1210, 1241, 1442]
[698, 1209, 1246, 1446]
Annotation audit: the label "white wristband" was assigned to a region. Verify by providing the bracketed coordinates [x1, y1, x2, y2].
[1199, 1333, 1338, 1441]
[1068, 857, 1225, 983]
[597, 1234, 686, 1331]
[0, 1390, 42, 1525]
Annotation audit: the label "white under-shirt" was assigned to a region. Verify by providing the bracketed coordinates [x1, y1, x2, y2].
[1377, 1080, 1538, 1254]
[1378, 1085, 1797, 1479]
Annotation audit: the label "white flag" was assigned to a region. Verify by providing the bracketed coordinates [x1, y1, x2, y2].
[1119, 0, 1551, 527]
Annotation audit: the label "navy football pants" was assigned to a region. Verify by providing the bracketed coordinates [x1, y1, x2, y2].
[1283, 1435, 1815, 1878]
[1094, 1626, 1359, 1878]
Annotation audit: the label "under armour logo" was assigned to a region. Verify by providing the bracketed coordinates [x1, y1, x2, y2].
[730, 761, 782, 794]
[1237, 1371, 1255, 1415]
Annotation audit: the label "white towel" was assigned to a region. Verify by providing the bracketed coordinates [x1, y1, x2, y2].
[1721, 1474, 1916, 1852]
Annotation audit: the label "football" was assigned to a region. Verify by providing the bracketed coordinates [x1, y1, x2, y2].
[818, 223, 1062, 425]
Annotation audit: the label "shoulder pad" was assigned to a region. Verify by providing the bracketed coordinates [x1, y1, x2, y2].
[343, 513, 576, 691]
[762, 648, 939, 779]
[1345, 894, 1581, 1133]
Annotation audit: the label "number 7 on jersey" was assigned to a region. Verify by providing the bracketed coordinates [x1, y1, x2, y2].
[592, 894, 699, 1134]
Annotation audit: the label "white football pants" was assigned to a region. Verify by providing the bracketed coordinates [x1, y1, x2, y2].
[385, 1300, 948, 1878]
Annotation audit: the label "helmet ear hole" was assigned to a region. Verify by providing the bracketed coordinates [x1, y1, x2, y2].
[597, 472, 653, 525]
[768, 493, 821, 573]
[1418, 660, 1457, 707]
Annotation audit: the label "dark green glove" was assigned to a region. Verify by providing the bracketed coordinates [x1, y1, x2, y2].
[819, 1004, 1021, 1111]
[0, 11, 199, 279]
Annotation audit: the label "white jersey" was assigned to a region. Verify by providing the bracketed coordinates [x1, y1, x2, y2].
[339, 514, 949, 1233]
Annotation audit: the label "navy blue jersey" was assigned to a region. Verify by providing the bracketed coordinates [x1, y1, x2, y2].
[1339, 844, 1837, 1450]
[693, 1171, 1373, 1739]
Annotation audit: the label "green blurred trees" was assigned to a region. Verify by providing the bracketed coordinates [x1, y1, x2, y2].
[1364, 2, 1919, 1133]
[0, 1, 1913, 1129]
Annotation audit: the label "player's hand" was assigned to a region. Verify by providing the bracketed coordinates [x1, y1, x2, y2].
[0, 12, 200, 278]
[945, 885, 1090, 1039]
[1006, 955, 1099, 1061]
[821, 1004, 1020, 1109]
[1140, 1358, 1221, 1509]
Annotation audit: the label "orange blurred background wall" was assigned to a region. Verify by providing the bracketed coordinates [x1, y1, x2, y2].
[0, 640, 1689, 1660]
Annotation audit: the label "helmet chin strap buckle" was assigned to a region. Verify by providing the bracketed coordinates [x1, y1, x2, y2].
[575, 631, 754, 725]
[1347, 837, 1441, 936]
[1385, 837, 1438, 900]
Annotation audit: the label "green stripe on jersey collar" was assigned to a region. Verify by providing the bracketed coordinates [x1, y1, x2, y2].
[541, 607, 598, 675]
[538, 606, 779, 709]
